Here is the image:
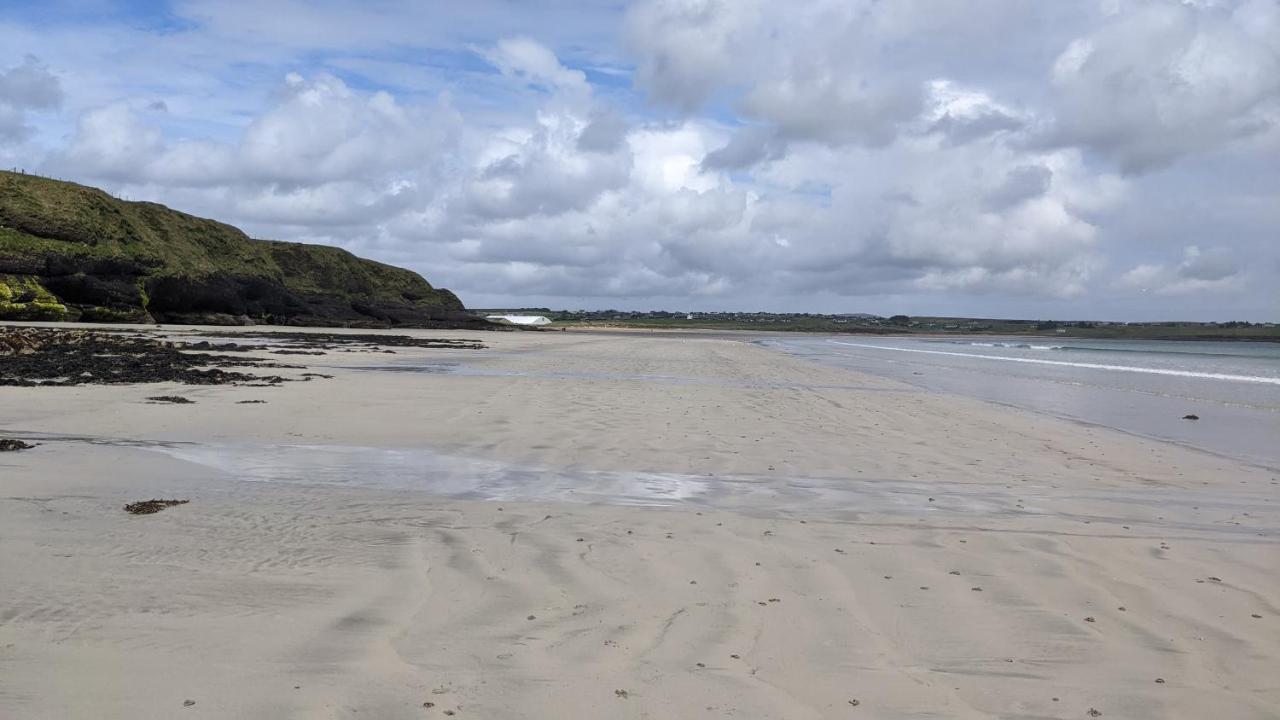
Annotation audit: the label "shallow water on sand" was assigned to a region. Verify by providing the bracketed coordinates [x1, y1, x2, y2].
[770, 336, 1280, 469]
[130, 441, 1278, 538]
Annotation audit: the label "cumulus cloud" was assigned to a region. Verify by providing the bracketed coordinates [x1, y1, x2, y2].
[49, 73, 459, 230]
[1045, 0, 1280, 172]
[6, 1, 1276, 318]
[0, 56, 62, 143]
[1118, 246, 1243, 295]
[628, 0, 925, 150]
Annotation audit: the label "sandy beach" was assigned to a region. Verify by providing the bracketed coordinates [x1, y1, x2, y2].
[2, 327, 1277, 719]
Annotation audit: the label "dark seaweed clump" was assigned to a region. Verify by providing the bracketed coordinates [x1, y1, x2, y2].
[124, 499, 189, 515]
[0, 438, 35, 451]
[1, 327, 297, 387]
[204, 330, 487, 351]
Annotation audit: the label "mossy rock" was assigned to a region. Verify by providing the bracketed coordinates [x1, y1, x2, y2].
[0, 274, 71, 320]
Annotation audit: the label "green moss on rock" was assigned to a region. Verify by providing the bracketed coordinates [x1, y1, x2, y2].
[0, 274, 71, 320]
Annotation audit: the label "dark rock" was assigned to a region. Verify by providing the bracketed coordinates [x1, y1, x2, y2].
[1182, 414, 1199, 420]
[0, 438, 35, 451]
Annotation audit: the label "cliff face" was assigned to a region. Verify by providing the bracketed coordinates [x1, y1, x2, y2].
[0, 171, 471, 327]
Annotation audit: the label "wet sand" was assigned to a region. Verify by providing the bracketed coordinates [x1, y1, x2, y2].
[1, 327, 1277, 719]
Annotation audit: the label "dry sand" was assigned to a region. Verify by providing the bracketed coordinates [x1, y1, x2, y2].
[1, 327, 1277, 719]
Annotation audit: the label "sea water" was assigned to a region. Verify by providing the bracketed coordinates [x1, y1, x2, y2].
[770, 336, 1280, 468]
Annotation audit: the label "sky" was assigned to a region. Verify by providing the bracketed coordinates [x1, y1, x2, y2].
[1, 0, 1277, 321]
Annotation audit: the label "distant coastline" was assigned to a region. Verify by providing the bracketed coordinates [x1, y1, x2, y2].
[473, 309, 1280, 343]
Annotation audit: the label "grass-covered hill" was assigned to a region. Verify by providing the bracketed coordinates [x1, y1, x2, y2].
[0, 171, 473, 327]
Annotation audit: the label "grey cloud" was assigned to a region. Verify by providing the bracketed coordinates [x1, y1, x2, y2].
[700, 126, 787, 170]
[0, 56, 62, 143]
[1178, 246, 1237, 282]
[1043, 0, 1280, 173]
[931, 109, 1023, 145]
[624, 0, 751, 112]
[465, 126, 633, 220]
[740, 74, 923, 148]
[984, 165, 1052, 211]
[577, 111, 628, 153]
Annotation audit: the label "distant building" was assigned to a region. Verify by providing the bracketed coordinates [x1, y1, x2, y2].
[485, 315, 553, 326]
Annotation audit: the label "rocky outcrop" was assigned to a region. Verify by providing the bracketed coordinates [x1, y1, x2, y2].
[0, 171, 477, 327]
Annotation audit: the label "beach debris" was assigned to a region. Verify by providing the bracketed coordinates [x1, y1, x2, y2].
[949, 570, 961, 575]
[1154, 678, 1165, 684]
[124, 499, 189, 515]
[0, 438, 35, 451]
[1088, 709, 1103, 717]
[730, 654, 740, 659]
[423, 701, 435, 708]
[971, 587, 983, 592]
[1182, 414, 1199, 420]
[236, 400, 268, 404]
[614, 689, 629, 699]
[147, 395, 194, 404]
[695, 662, 706, 668]
[1084, 616, 1096, 623]
[183, 700, 196, 707]
[1252, 613, 1263, 619]
[527, 615, 536, 620]
[848, 699, 860, 707]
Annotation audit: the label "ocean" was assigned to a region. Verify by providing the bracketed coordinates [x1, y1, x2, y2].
[769, 335, 1280, 469]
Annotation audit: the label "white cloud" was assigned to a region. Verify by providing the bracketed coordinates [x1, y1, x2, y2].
[483, 37, 589, 94]
[1045, 0, 1280, 172]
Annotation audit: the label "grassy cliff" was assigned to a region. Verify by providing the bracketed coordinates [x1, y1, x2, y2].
[0, 171, 468, 326]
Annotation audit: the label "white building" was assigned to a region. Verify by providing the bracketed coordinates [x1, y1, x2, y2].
[485, 314, 553, 326]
